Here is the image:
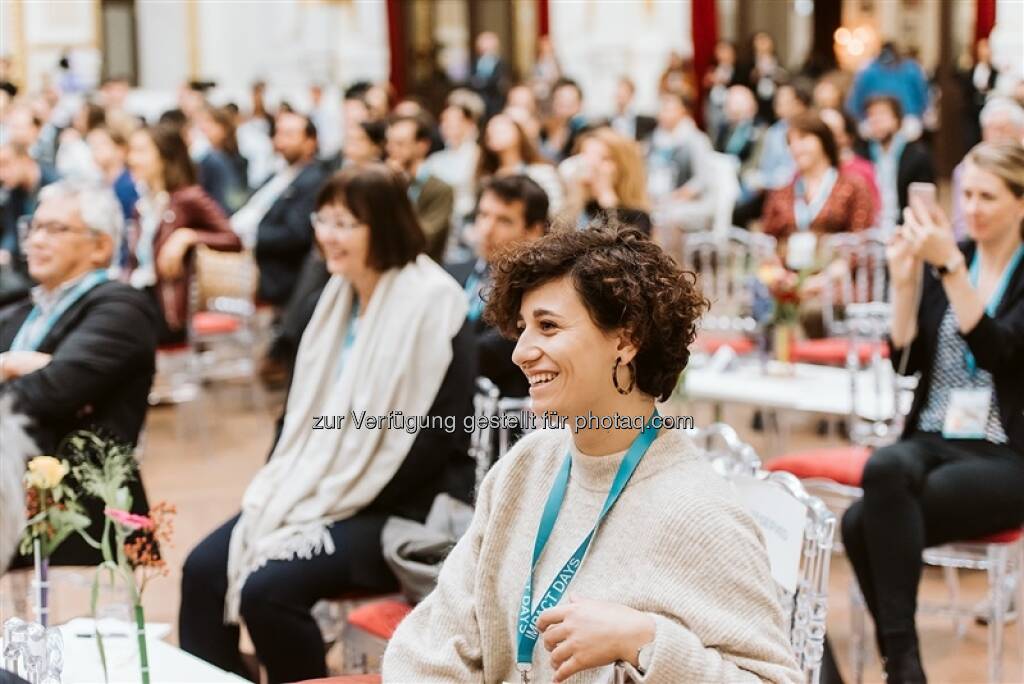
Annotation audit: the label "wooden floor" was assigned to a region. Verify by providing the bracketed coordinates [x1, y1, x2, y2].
[2, 383, 1021, 683]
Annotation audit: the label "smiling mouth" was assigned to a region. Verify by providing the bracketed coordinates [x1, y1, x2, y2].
[527, 372, 559, 387]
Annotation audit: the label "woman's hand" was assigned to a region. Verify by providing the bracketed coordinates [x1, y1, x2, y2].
[901, 199, 958, 268]
[886, 229, 921, 289]
[157, 228, 198, 280]
[537, 595, 655, 682]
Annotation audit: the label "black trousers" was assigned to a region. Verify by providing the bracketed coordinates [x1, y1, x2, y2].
[179, 513, 399, 683]
[842, 432, 1024, 659]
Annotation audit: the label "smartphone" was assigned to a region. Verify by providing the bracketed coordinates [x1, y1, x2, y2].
[908, 182, 938, 213]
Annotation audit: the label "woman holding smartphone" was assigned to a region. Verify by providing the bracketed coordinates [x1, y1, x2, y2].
[841, 141, 1024, 683]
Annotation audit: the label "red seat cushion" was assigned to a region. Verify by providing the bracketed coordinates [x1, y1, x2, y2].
[192, 311, 242, 336]
[348, 599, 413, 640]
[790, 338, 890, 366]
[971, 529, 1022, 544]
[695, 333, 757, 356]
[766, 445, 872, 487]
[295, 677, 381, 684]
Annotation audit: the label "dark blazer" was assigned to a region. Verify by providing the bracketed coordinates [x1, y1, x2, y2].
[446, 258, 528, 398]
[269, 283, 478, 511]
[896, 141, 936, 216]
[129, 185, 241, 336]
[469, 56, 509, 119]
[891, 241, 1024, 453]
[255, 162, 329, 305]
[0, 280, 157, 565]
[416, 176, 454, 263]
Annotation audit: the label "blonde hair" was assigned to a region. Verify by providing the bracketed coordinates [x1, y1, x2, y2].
[578, 127, 650, 211]
[965, 141, 1024, 237]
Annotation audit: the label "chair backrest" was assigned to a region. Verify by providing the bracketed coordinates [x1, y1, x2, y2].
[819, 229, 888, 337]
[709, 152, 741, 239]
[732, 470, 835, 684]
[469, 377, 534, 493]
[688, 422, 761, 477]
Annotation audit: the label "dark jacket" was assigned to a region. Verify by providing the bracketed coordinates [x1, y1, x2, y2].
[0, 280, 158, 565]
[446, 258, 528, 398]
[895, 140, 936, 216]
[415, 175, 454, 263]
[270, 282, 479, 512]
[129, 185, 241, 336]
[891, 241, 1024, 453]
[255, 162, 329, 305]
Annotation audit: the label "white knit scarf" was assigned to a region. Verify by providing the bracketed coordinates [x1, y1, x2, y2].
[224, 255, 467, 623]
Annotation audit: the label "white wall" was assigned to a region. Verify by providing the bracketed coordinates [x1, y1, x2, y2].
[136, 0, 189, 91]
[550, 0, 690, 117]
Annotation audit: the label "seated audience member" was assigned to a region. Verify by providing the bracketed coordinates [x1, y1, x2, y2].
[232, 111, 327, 306]
[469, 31, 510, 120]
[386, 115, 455, 262]
[864, 95, 936, 228]
[383, 225, 802, 683]
[561, 126, 652, 234]
[427, 90, 484, 228]
[506, 83, 540, 120]
[744, 31, 788, 125]
[86, 125, 139, 223]
[734, 82, 811, 226]
[0, 143, 59, 296]
[812, 76, 846, 111]
[179, 164, 476, 683]
[126, 124, 241, 344]
[609, 76, 657, 143]
[951, 98, 1024, 239]
[762, 112, 874, 244]
[842, 141, 1024, 683]
[0, 182, 157, 566]
[646, 90, 715, 242]
[55, 100, 105, 183]
[540, 78, 588, 163]
[703, 40, 741, 141]
[476, 112, 564, 214]
[820, 107, 881, 215]
[846, 42, 929, 124]
[342, 120, 386, 169]
[447, 174, 548, 397]
[715, 85, 763, 166]
[195, 105, 250, 215]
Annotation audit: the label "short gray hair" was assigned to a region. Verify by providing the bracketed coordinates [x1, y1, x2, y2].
[37, 180, 125, 263]
[980, 97, 1024, 131]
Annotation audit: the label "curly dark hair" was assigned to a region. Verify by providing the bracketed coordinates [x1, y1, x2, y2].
[484, 221, 707, 401]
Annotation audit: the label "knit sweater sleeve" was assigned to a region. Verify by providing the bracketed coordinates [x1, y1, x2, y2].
[627, 487, 803, 684]
[381, 452, 496, 681]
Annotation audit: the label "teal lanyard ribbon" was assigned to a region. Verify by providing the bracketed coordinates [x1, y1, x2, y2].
[336, 299, 360, 376]
[515, 411, 661, 677]
[964, 244, 1024, 376]
[464, 270, 485, 322]
[10, 269, 109, 351]
[793, 167, 838, 232]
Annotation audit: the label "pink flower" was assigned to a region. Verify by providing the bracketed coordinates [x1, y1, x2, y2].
[104, 508, 154, 531]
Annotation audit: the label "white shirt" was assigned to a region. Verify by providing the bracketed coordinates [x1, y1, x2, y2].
[130, 190, 169, 289]
[230, 165, 301, 249]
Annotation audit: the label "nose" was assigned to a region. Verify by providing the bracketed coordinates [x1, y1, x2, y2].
[511, 329, 541, 369]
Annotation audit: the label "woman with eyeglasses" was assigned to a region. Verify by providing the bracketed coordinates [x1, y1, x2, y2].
[126, 123, 241, 344]
[179, 163, 477, 683]
[383, 224, 801, 683]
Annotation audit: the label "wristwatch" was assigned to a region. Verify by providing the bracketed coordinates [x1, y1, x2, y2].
[931, 251, 965, 280]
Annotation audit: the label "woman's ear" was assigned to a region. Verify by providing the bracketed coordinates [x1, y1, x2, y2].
[615, 331, 639, 366]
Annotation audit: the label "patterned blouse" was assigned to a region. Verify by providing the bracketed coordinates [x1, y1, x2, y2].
[761, 171, 876, 239]
[916, 307, 1009, 443]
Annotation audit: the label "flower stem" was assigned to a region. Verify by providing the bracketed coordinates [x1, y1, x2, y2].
[134, 602, 150, 684]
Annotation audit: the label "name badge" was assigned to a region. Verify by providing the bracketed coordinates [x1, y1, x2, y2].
[786, 232, 817, 270]
[942, 388, 991, 439]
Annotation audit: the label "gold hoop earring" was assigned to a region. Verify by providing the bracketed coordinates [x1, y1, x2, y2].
[612, 357, 636, 395]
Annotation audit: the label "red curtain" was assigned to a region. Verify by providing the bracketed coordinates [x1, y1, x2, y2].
[691, 0, 717, 129]
[975, 0, 996, 46]
[537, 0, 550, 38]
[386, 0, 405, 99]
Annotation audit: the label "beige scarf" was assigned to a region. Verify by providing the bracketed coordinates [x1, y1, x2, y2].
[224, 255, 467, 623]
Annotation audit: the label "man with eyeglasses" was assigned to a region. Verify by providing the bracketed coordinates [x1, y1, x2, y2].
[0, 181, 157, 567]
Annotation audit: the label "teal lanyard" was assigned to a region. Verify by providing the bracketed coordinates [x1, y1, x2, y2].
[964, 244, 1024, 376]
[336, 299, 360, 376]
[10, 270, 109, 351]
[515, 411, 660, 678]
[724, 121, 751, 157]
[464, 271, 485, 322]
[793, 167, 838, 232]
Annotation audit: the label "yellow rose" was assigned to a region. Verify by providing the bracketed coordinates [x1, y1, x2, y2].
[25, 456, 70, 490]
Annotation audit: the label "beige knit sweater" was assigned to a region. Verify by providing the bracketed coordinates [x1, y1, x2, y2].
[382, 426, 803, 683]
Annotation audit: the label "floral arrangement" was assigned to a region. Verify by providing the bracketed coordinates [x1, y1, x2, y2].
[756, 263, 806, 326]
[63, 431, 176, 684]
[20, 455, 91, 626]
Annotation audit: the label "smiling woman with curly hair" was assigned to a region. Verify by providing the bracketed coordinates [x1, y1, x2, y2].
[384, 222, 802, 684]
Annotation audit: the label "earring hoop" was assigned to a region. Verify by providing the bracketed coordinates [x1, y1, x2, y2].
[612, 357, 636, 395]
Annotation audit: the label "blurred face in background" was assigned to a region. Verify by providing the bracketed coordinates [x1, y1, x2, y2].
[343, 124, 381, 167]
[25, 195, 112, 289]
[820, 108, 851, 151]
[506, 85, 537, 116]
[385, 119, 426, 171]
[312, 201, 372, 279]
[787, 129, 828, 173]
[485, 114, 521, 154]
[865, 101, 901, 143]
[127, 130, 164, 189]
[86, 128, 127, 174]
[473, 189, 541, 263]
[4, 107, 40, 149]
[981, 110, 1024, 144]
[960, 161, 1024, 244]
[724, 86, 757, 125]
[773, 86, 805, 121]
[657, 94, 686, 131]
[273, 112, 316, 165]
[614, 80, 635, 113]
[440, 106, 474, 148]
[196, 110, 226, 149]
[714, 41, 736, 66]
[813, 81, 843, 110]
[552, 84, 582, 121]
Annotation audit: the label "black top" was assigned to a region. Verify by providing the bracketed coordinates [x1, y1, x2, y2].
[0, 280, 158, 565]
[446, 258, 528, 398]
[891, 241, 1024, 453]
[895, 141, 936, 216]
